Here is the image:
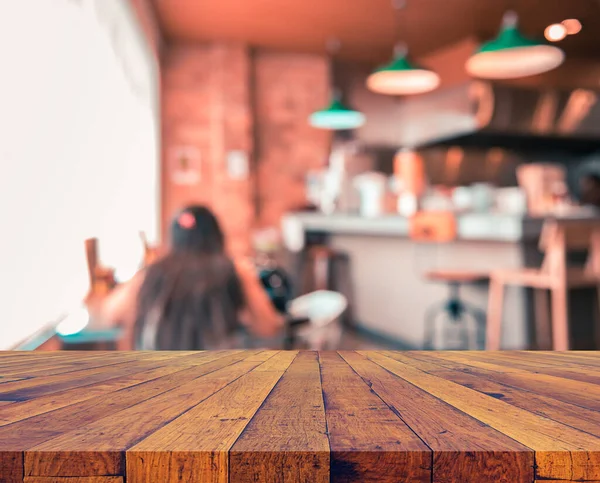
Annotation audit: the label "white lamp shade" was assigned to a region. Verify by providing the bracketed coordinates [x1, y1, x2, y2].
[466, 45, 565, 79]
[308, 107, 365, 130]
[366, 68, 440, 96]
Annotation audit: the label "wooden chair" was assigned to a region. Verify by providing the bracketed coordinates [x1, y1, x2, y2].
[139, 231, 161, 266]
[84, 238, 116, 302]
[486, 219, 600, 351]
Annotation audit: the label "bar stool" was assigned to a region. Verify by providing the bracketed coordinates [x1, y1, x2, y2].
[424, 271, 489, 350]
[409, 211, 488, 349]
[487, 219, 600, 351]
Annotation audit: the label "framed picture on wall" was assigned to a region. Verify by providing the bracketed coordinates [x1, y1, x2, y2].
[169, 146, 201, 186]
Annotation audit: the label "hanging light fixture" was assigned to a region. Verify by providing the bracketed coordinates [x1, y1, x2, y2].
[367, 43, 440, 95]
[309, 90, 366, 130]
[366, 0, 439, 96]
[309, 39, 365, 130]
[466, 11, 564, 79]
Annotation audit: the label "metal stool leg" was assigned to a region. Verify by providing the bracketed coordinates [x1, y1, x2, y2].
[424, 301, 447, 350]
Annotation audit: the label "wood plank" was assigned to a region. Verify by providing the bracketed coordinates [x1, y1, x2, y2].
[0, 352, 144, 372]
[319, 351, 431, 483]
[0, 351, 258, 464]
[0, 352, 235, 426]
[0, 451, 22, 483]
[24, 351, 277, 477]
[6, 351, 260, 434]
[397, 352, 600, 439]
[419, 352, 600, 410]
[509, 351, 600, 368]
[339, 351, 534, 483]
[24, 478, 122, 483]
[0, 351, 215, 378]
[126, 351, 296, 483]
[0, 377, 28, 384]
[426, 351, 600, 385]
[364, 351, 600, 481]
[0, 359, 168, 401]
[0, 354, 225, 428]
[229, 351, 329, 482]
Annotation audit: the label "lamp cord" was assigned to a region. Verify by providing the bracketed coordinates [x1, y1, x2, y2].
[391, 0, 407, 55]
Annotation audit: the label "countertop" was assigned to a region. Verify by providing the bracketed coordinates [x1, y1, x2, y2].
[283, 209, 600, 243]
[2, 350, 600, 481]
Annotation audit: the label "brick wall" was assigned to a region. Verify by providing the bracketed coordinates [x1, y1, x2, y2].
[254, 51, 331, 228]
[161, 43, 254, 257]
[161, 44, 331, 255]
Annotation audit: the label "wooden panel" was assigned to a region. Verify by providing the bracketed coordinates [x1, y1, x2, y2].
[420, 351, 600, 410]
[230, 351, 329, 482]
[398, 353, 600, 442]
[365, 351, 600, 481]
[24, 351, 272, 477]
[319, 351, 430, 482]
[339, 351, 534, 482]
[0, 451, 22, 483]
[2, 351, 600, 482]
[0, 359, 164, 401]
[0, 351, 234, 426]
[24, 478, 122, 483]
[127, 351, 296, 482]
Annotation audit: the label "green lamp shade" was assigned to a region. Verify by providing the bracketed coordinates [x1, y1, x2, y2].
[309, 98, 365, 130]
[367, 55, 440, 96]
[466, 12, 564, 79]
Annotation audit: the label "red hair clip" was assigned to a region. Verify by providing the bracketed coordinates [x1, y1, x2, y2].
[178, 212, 196, 229]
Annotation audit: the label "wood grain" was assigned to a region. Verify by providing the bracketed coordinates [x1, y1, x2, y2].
[339, 351, 533, 483]
[24, 478, 122, 483]
[24, 351, 270, 477]
[319, 351, 430, 482]
[127, 351, 296, 482]
[230, 351, 329, 482]
[398, 352, 600, 437]
[1, 351, 600, 482]
[365, 351, 600, 481]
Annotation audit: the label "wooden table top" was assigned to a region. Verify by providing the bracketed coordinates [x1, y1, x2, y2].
[1, 350, 600, 482]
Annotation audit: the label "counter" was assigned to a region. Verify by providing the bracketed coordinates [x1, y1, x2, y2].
[2, 350, 600, 482]
[283, 211, 600, 349]
[283, 212, 531, 348]
[283, 212, 524, 242]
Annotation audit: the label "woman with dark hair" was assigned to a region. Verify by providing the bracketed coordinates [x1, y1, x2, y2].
[101, 205, 283, 349]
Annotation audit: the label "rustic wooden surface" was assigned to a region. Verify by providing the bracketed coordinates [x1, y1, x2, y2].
[1, 351, 600, 482]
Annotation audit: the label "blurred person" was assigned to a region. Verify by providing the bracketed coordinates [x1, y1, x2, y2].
[101, 205, 283, 349]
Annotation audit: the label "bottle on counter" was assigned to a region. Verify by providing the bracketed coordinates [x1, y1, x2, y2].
[394, 149, 426, 216]
[353, 172, 387, 218]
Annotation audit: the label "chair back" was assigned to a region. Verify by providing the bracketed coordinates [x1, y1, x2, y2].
[84, 238, 115, 299]
[84, 238, 99, 289]
[140, 231, 160, 266]
[539, 219, 600, 276]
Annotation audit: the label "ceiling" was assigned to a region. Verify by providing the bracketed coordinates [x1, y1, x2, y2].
[153, 0, 600, 65]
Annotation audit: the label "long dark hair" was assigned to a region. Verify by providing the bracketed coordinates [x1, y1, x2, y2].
[133, 205, 245, 350]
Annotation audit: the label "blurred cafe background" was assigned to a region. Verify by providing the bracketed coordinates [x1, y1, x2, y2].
[3, 0, 600, 352]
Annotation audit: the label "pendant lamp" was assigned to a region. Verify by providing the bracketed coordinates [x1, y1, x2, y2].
[366, 44, 440, 96]
[309, 40, 365, 130]
[309, 90, 365, 130]
[466, 11, 564, 79]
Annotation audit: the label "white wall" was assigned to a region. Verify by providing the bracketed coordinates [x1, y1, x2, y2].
[331, 235, 527, 349]
[0, 0, 159, 348]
